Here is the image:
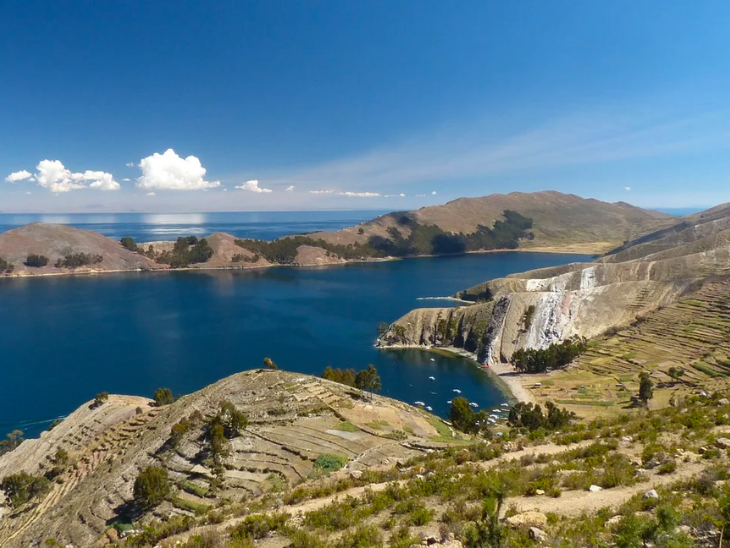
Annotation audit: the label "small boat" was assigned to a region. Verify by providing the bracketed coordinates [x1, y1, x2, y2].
[428, 376, 435, 381]
[425, 406, 433, 411]
[414, 401, 425, 406]
[447, 400, 452, 404]
[500, 403, 509, 407]
[452, 389, 462, 394]
[430, 358, 436, 362]
[469, 402, 479, 408]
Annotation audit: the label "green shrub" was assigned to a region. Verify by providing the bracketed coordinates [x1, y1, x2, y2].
[133, 465, 171, 509]
[25, 254, 49, 267]
[154, 387, 174, 406]
[313, 454, 348, 474]
[0, 472, 51, 507]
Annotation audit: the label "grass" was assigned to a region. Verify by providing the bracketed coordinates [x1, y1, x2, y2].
[681, 299, 708, 307]
[179, 481, 209, 498]
[556, 399, 616, 407]
[334, 421, 360, 432]
[172, 496, 211, 515]
[427, 417, 453, 438]
[692, 362, 727, 378]
[366, 419, 391, 430]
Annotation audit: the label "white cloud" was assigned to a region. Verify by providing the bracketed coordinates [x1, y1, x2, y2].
[338, 191, 380, 198]
[126, 162, 135, 167]
[122, 178, 132, 182]
[310, 189, 334, 194]
[416, 194, 425, 197]
[5, 170, 33, 183]
[285, 185, 295, 192]
[625, 186, 632, 191]
[235, 180, 273, 193]
[146, 192, 156, 196]
[399, 193, 406, 197]
[34, 160, 120, 192]
[25, 191, 32, 195]
[431, 191, 437, 195]
[136, 149, 220, 191]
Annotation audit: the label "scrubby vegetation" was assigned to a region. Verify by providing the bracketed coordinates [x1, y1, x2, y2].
[511, 336, 588, 373]
[0, 472, 51, 508]
[154, 387, 174, 406]
[54, 252, 103, 268]
[24, 254, 49, 267]
[0, 257, 14, 273]
[234, 211, 533, 264]
[133, 465, 171, 510]
[156, 236, 214, 268]
[0, 429, 24, 457]
[322, 364, 381, 399]
[120, 236, 138, 251]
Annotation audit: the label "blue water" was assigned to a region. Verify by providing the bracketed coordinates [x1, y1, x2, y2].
[0, 211, 390, 241]
[0, 251, 591, 438]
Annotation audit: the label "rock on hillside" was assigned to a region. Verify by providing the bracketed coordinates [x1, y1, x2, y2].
[0, 370, 450, 547]
[0, 224, 161, 275]
[311, 191, 672, 253]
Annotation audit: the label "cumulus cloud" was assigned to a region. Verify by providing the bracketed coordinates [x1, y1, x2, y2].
[235, 180, 273, 193]
[285, 185, 295, 192]
[122, 178, 132, 182]
[126, 162, 135, 167]
[625, 186, 632, 191]
[136, 149, 220, 191]
[431, 191, 437, 195]
[310, 189, 334, 194]
[33, 160, 120, 192]
[5, 170, 33, 183]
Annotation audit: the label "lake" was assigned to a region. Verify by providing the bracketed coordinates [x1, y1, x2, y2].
[0, 251, 591, 438]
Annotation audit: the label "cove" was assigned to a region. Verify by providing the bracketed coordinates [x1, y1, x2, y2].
[0, 252, 592, 437]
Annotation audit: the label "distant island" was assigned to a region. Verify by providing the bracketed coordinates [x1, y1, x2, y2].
[0, 191, 672, 278]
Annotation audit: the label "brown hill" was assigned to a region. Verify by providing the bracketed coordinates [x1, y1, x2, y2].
[0, 224, 161, 275]
[312, 191, 672, 254]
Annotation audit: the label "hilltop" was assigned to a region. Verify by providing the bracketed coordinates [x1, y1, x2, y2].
[0, 369, 455, 547]
[0, 192, 672, 278]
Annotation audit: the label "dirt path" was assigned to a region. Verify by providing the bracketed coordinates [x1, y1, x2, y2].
[505, 462, 705, 518]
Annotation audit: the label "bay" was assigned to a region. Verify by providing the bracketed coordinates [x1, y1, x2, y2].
[0, 251, 591, 437]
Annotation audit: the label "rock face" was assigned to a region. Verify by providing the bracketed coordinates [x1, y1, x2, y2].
[0, 370, 448, 548]
[380, 205, 730, 362]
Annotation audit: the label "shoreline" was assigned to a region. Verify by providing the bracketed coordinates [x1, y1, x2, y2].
[378, 342, 536, 405]
[0, 245, 600, 282]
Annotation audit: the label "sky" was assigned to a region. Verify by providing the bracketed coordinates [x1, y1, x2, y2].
[1, 1, 730, 213]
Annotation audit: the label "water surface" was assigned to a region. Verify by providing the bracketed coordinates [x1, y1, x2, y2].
[0, 252, 591, 437]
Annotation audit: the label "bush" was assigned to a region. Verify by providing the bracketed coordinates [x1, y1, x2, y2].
[0, 257, 14, 273]
[156, 237, 213, 268]
[120, 237, 138, 251]
[313, 454, 348, 474]
[511, 336, 588, 373]
[25, 254, 49, 267]
[55, 252, 103, 268]
[0, 472, 51, 508]
[93, 392, 109, 407]
[133, 465, 171, 509]
[154, 387, 174, 406]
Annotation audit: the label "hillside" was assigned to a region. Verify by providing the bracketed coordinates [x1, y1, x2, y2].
[312, 191, 672, 254]
[0, 224, 162, 275]
[0, 369, 455, 547]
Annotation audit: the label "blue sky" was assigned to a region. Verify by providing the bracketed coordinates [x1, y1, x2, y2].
[1, 1, 729, 213]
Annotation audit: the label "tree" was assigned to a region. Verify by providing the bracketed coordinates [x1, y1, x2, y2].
[120, 237, 138, 251]
[668, 367, 685, 383]
[450, 397, 475, 433]
[263, 357, 278, 370]
[355, 365, 381, 400]
[133, 465, 170, 510]
[322, 367, 356, 387]
[639, 372, 654, 406]
[94, 392, 109, 407]
[465, 489, 505, 548]
[0, 472, 51, 508]
[154, 388, 174, 406]
[376, 321, 390, 337]
[0, 257, 14, 273]
[24, 254, 49, 268]
[211, 401, 248, 438]
[0, 430, 24, 457]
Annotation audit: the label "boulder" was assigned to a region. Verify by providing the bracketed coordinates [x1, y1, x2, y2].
[718, 398, 730, 406]
[529, 527, 548, 542]
[715, 438, 730, 449]
[349, 470, 363, 480]
[589, 484, 603, 492]
[644, 489, 659, 500]
[506, 511, 548, 529]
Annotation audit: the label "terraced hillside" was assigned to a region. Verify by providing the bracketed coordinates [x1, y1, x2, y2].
[0, 370, 460, 548]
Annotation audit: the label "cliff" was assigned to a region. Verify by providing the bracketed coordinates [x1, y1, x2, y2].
[379, 204, 730, 363]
